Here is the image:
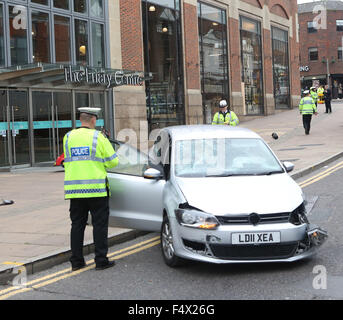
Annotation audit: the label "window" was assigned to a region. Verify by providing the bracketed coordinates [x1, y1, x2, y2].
[198, 2, 228, 123]
[174, 138, 283, 178]
[9, 5, 28, 65]
[272, 27, 290, 109]
[0, 4, 5, 66]
[54, 15, 71, 63]
[338, 47, 343, 61]
[90, 0, 103, 18]
[32, 11, 50, 63]
[307, 21, 317, 33]
[108, 142, 149, 177]
[92, 22, 105, 67]
[142, 0, 185, 131]
[74, 0, 87, 14]
[31, 0, 49, 5]
[75, 19, 88, 65]
[54, 0, 70, 10]
[240, 16, 264, 115]
[309, 47, 318, 61]
[337, 20, 343, 31]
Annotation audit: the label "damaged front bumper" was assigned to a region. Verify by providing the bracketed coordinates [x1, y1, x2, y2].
[171, 219, 328, 264]
[307, 224, 328, 247]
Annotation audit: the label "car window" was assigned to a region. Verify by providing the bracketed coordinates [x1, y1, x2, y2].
[174, 138, 283, 177]
[108, 141, 149, 177]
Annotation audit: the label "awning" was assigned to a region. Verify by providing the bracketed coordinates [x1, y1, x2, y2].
[0, 63, 151, 89]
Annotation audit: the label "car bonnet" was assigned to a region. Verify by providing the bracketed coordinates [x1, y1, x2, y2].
[175, 174, 303, 215]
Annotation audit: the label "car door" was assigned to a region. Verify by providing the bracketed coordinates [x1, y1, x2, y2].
[107, 140, 165, 231]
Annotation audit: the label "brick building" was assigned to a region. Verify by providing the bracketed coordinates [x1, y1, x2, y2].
[299, 1, 343, 98]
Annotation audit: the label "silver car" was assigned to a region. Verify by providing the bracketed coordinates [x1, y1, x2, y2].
[107, 125, 327, 267]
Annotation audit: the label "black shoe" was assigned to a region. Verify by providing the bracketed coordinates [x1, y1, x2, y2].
[95, 260, 115, 271]
[71, 263, 86, 271]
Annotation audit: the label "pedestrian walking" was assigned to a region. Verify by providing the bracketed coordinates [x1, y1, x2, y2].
[324, 85, 332, 113]
[212, 99, 239, 126]
[63, 107, 119, 271]
[299, 90, 318, 135]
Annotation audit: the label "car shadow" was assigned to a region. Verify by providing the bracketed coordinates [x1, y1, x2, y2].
[176, 257, 312, 276]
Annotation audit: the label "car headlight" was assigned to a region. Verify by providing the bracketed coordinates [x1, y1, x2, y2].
[175, 209, 219, 230]
[289, 202, 309, 225]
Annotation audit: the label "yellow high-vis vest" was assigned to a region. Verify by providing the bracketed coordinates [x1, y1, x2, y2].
[212, 111, 239, 126]
[299, 96, 317, 115]
[63, 128, 119, 199]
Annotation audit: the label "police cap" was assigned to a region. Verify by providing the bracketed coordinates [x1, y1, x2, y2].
[78, 107, 101, 118]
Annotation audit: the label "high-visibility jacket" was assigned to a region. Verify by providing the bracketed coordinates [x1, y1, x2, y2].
[317, 87, 324, 95]
[63, 128, 119, 199]
[299, 96, 317, 115]
[212, 111, 239, 126]
[310, 90, 318, 103]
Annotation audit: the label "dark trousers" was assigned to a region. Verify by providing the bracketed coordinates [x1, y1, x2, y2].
[69, 197, 109, 267]
[325, 100, 332, 113]
[302, 114, 312, 134]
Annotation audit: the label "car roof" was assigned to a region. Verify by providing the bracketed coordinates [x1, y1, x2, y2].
[162, 125, 261, 141]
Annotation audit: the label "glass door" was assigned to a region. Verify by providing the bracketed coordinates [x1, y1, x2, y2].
[32, 91, 54, 163]
[9, 90, 30, 165]
[32, 91, 73, 163]
[53, 91, 72, 157]
[0, 91, 10, 167]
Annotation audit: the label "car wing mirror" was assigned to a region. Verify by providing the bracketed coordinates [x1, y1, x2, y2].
[282, 161, 294, 173]
[143, 168, 164, 180]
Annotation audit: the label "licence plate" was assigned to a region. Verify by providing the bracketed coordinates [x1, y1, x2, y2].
[232, 232, 281, 245]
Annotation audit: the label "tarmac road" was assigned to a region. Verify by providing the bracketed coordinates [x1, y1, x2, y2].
[0, 159, 342, 302]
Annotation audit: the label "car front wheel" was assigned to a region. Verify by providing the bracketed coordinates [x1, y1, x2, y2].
[161, 215, 184, 267]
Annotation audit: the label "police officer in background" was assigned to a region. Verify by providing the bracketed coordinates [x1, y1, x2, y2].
[63, 107, 119, 271]
[299, 90, 318, 135]
[212, 99, 239, 126]
[310, 87, 318, 107]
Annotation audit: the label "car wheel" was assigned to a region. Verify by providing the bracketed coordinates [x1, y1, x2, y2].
[161, 215, 184, 267]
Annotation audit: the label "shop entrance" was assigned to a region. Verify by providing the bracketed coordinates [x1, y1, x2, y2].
[32, 91, 73, 163]
[0, 90, 30, 167]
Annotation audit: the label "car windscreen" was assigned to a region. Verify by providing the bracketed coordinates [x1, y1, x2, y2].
[174, 138, 284, 178]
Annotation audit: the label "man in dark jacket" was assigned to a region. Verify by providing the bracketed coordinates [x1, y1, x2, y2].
[324, 85, 332, 113]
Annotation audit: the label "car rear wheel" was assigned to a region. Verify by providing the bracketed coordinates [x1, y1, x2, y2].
[161, 215, 184, 267]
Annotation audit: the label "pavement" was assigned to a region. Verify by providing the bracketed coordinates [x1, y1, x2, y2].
[0, 100, 343, 276]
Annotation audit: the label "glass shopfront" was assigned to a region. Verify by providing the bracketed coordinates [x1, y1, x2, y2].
[240, 16, 264, 115]
[0, 1, 109, 168]
[142, 0, 185, 132]
[0, 88, 107, 168]
[272, 27, 290, 109]
[198, 2, 228, 123]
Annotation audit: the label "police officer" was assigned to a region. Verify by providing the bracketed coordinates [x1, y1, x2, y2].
[212, 100, 239, 126]
[299, 90, 318, 135]
[310, 87, 318, 107]
[63, 107, 119, 271]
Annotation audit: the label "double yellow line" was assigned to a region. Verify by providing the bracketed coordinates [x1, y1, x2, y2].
[0, 236, 160, 300]
[298, 160, 343, 188]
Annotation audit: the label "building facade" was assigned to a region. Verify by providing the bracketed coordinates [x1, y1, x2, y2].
[114, 0, 300, 143]
[0, 0, 300, 169]
[299, 1, 343, 97]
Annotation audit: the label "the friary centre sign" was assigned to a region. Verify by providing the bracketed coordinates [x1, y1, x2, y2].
[64, 66, 145, 88]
